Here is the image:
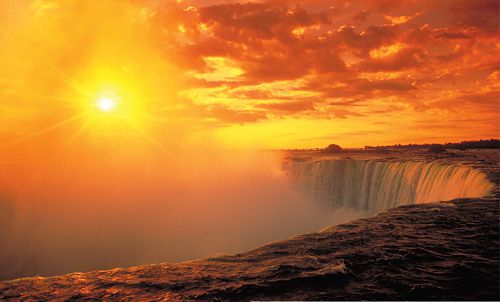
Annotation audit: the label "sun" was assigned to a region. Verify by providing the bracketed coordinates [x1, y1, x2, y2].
[97, 97, 117, 112]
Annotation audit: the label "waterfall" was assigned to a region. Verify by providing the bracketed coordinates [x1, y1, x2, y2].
[286, 159, 494, 213]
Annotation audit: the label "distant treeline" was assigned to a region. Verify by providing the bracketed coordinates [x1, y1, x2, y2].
[365, 139, 500, 150]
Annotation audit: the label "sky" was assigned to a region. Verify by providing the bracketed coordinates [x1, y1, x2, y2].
[0, 0, 499, 151]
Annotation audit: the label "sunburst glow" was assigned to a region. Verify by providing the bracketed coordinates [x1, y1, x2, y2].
[97, 97, 117, 112]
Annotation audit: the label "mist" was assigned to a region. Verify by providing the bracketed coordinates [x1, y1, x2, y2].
[0, 149, 366, 280]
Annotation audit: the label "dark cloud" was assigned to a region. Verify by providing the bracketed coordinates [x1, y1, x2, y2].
[352, 10, 370, 23]
[336, 25, 400, 57]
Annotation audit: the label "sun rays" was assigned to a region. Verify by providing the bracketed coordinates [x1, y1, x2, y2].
[7, 68, 168, 156]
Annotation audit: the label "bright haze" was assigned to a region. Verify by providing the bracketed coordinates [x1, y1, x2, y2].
[0, 0, 498, 280]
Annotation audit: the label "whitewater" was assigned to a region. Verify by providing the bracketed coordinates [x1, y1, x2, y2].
[286, 159, 494, 212]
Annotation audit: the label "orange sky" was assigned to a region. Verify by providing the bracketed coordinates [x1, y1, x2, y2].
[0, 0, 499, 151]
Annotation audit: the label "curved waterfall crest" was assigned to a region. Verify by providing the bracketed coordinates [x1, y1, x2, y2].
[286, 159, 494, 212]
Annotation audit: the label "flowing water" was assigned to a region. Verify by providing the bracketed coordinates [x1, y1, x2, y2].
[286, 159, 494, 212]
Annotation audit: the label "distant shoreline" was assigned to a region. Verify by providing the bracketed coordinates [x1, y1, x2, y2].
[279, 139, 500, 152]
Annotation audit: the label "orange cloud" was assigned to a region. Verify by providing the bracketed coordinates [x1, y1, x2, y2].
[0, 0, 498, 150]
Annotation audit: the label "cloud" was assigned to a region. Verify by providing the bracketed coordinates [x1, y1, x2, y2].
[122, 0, 500, 145]
[204, 105, 268, 124]
[257, 100, 315, 113]
[445, 0, 499, 35]
[357, 45, 426, 72]
[1, 0, 498, 148]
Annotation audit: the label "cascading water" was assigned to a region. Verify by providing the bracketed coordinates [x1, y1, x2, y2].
[286, 159, 494, 213]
